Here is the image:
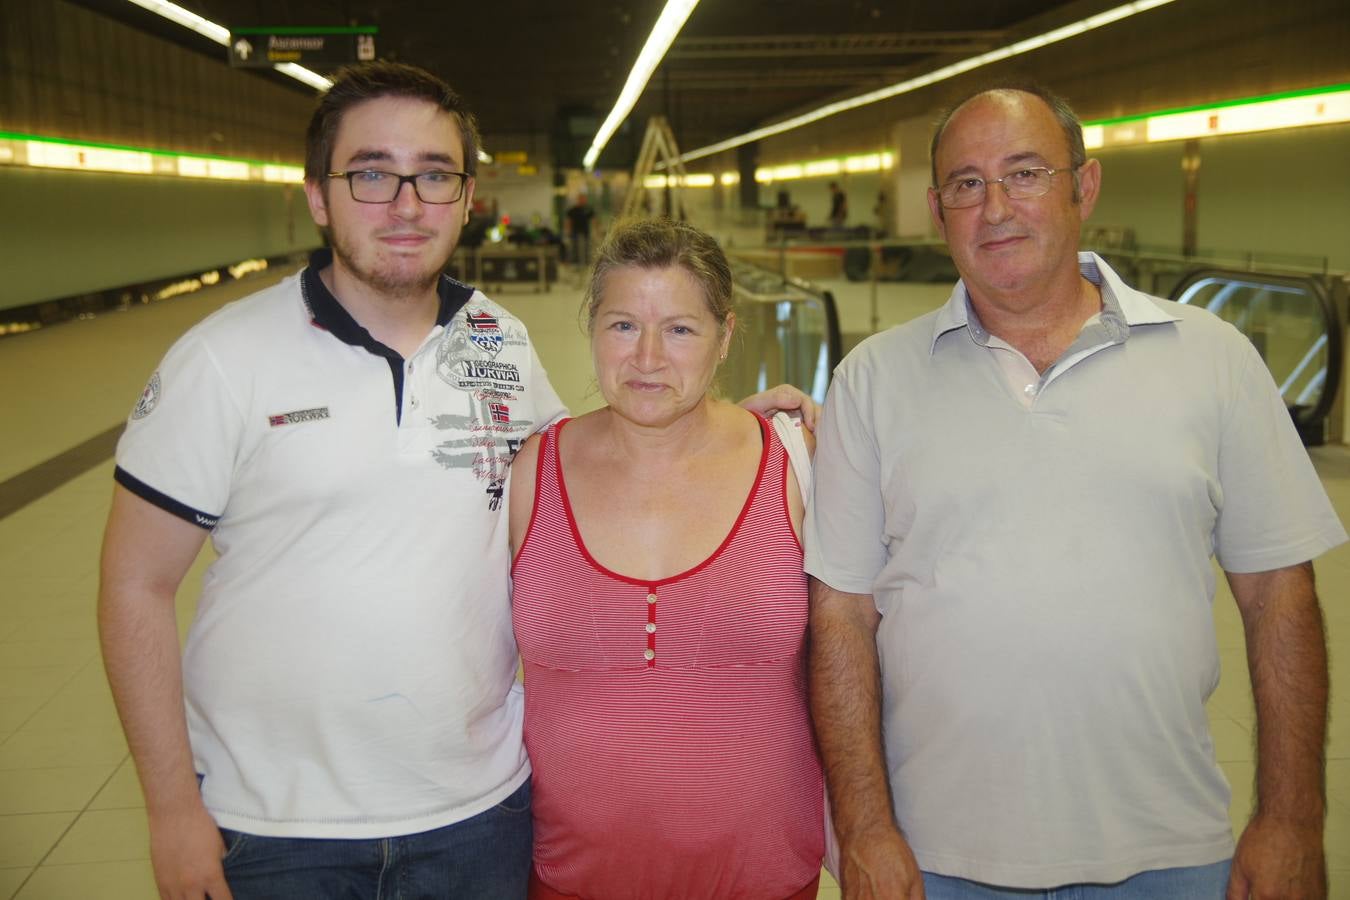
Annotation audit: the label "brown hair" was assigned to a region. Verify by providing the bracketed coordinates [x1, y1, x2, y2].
[585, 218, 734, 332]
[304, 61, 482, 183]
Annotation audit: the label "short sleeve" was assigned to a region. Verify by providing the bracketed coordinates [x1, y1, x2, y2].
[114, 329, 245, 529]
[804, 366, 888, 594]
[1214, 337, 1346, 572]
[526, 344, 569, 431]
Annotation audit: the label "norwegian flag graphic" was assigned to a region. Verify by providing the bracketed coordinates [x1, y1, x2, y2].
[489, 402, 510, 424]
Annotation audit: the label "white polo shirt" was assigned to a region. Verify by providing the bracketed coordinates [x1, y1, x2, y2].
[116, 249, 566, 838]
[805, 253, 1345, 887]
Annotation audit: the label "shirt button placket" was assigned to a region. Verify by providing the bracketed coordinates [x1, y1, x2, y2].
[645, 590, 658, 666]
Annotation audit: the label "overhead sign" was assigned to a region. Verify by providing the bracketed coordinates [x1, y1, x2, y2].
[229, 26, 377, 68]
[495, 151, 529, 166]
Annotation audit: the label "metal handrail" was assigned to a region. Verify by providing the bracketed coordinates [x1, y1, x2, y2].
[727, 257, 844, 402]
[1172, 268, 1343, 435]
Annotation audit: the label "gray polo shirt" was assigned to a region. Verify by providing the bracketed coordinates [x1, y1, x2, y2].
[805, 253, 1345, 887]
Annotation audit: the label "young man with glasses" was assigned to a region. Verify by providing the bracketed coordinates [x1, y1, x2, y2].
[100, 61, 547, 900]
[100, 61, 810, 899]
[807, 84, 1342, 899]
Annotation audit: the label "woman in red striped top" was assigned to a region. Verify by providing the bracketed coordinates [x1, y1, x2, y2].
[509, 218, 823, 900]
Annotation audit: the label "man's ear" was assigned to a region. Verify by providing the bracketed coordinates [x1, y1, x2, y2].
[304, 178, 330, 228]
[926, 187, 947, 238]
[1076, 158, 1102, 221]
[462, 177, 476, 226]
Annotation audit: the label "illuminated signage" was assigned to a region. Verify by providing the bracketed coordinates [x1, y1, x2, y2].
[228, 26, 376, 68]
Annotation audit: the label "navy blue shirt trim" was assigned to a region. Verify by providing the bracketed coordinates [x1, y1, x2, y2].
[114, 466, 220, 530]
[298, 247, 474, 423]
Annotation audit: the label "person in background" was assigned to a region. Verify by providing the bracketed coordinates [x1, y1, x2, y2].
[828, 181, 848, 227]
[566, 194, 596, 265]
[807, 83, 1343, 900]
[511, 217, 824, 900]
[872, 189, 892, 236]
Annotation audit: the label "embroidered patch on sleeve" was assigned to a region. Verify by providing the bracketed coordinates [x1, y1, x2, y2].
[131, 372, 161, 419]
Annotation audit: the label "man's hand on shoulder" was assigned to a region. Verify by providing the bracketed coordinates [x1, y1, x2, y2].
[839, 823, 926, 900]
[738, 384, 819, 431]
[1228, 812, 1326, 900]
[148, 802, 234, 900]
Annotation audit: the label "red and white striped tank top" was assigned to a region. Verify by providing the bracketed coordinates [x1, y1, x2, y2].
[512, 413, 824, 900]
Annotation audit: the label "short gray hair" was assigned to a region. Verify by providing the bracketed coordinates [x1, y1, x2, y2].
[929, 81, 1087, 201]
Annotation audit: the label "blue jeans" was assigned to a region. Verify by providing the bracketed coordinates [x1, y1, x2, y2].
[922, 859, 1232, 899]
[221, 780, 532, 900]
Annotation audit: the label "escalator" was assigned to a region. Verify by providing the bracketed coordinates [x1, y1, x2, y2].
[1172, 270, 1344, 445]
[721, 258, 842, 406]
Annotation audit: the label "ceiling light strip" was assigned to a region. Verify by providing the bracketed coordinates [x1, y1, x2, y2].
[124, 0, 229, 44]
[678, 0, 1177, 164]
[272, 62, 333, 91]
[582, 0, 700, 170]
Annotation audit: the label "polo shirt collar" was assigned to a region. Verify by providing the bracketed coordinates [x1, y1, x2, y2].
[930, 251, 1179, 354]
[299, 247, 474, 351]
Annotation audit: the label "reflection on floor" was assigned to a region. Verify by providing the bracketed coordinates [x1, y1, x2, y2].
[1, 265, 1347, 900]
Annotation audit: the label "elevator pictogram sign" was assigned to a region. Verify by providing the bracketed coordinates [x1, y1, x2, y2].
[228, 26, 378, 68]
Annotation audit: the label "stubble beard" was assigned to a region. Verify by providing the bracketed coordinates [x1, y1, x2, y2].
[328, 227, 451, 301]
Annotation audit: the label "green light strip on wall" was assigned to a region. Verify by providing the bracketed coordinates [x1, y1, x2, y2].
[0, 130, 300, 170]
[1085, 82, 1350, 128]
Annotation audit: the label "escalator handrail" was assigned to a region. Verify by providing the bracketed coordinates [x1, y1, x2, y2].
[1170, 267, 1342, 427]
[729, 259, 844, 378]
[781, 273, 843, 376]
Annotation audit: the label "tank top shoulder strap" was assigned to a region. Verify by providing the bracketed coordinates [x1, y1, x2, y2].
[515, 418, 574, 569]
[739, 411, 791, 527]
[533, 417, 570, 502]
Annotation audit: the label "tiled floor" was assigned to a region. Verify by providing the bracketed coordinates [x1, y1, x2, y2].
[1, 264, 1346, 899]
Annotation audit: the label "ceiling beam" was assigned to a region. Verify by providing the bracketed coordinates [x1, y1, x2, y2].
[667, 31, 1004, 59]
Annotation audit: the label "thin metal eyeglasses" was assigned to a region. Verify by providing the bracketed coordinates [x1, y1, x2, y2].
[938, 166, 1071, 209]
[327, 169, 469, 204]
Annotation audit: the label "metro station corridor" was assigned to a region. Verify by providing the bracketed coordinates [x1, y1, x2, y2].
[3, 0, 1349, 896]
[0, 268, 1348, 898]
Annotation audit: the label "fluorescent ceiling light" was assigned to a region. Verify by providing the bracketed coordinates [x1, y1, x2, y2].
[125, 0, 229, 44]
[124, 0, 335, 92]
[273, 62, 333, 91]
[583, 0, 700, 170]
[678, 0, 1177, 163]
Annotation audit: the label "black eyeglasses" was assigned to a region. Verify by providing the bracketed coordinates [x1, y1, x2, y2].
[327, 169, 470, 204]
[938, 166, 1072, 209]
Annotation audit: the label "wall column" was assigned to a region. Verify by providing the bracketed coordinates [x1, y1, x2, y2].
[891, 116, 940, 240]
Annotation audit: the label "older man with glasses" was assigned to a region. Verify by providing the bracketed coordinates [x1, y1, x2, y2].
[807, 82, 1343, 900]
